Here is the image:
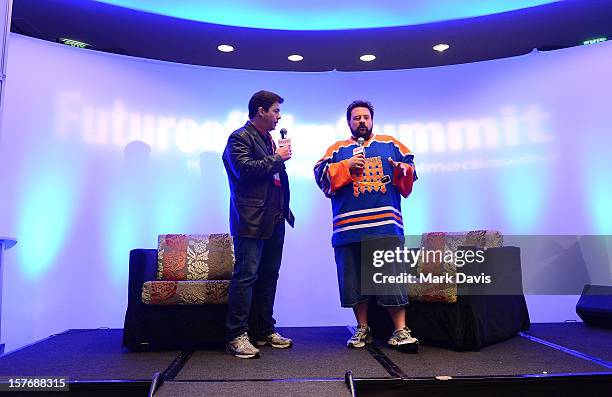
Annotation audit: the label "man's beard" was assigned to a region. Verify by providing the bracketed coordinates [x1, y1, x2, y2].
[351, 124, 372, 139]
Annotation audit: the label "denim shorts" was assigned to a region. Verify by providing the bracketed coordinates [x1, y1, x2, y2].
[334, 239, 409, 308]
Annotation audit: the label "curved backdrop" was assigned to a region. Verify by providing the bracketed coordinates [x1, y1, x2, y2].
[1, 34, 611, 351]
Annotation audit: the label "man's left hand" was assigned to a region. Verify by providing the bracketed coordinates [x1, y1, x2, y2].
[388, 157, 410, 177]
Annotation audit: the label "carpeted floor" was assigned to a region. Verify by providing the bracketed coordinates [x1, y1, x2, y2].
[0, 329, 179, 381]
[377, 333, 611, 378]
[175, 327, 390, 380]
[0, 323, 609, 389]
[525, 322, 612, 363]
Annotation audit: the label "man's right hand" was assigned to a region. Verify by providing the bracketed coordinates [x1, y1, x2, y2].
[276, 145, 292, 161]
[348, 154, 365, 171]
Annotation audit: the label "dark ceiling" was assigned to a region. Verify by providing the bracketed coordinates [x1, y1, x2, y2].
[10, 0, 612, 72]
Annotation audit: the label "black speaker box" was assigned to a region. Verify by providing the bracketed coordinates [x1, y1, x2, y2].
[576, 284, 612, 328]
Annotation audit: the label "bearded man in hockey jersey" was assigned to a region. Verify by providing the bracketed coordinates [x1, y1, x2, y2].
[314, 100, 419, 352]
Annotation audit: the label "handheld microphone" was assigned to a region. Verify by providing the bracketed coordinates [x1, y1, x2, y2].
[278, 128, 291, 147]
[353, 137, 365, 156]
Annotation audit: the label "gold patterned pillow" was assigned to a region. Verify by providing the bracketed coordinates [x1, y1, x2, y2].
[157, 234, 234, 281]
[408, 230, 503, 303]
[142, 280, 230, 305]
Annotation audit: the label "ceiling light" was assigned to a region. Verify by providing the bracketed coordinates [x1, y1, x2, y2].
[360, 54, 376, 62]
[288, 54, 303, 62]
[217, 44, 234, 53]
[433, 43, 450, 52]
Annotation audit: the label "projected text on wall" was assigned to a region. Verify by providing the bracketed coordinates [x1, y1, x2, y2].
[55, 91, 555, 177]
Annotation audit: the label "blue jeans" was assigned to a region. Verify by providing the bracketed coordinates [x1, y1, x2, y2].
[225, 222, 285, 342]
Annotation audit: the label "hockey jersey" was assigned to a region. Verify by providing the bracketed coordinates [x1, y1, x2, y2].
[314, 134, 417, 247]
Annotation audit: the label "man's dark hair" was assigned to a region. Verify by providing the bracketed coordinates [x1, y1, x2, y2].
[346, 100, 374, 122]
[248, 90, 284, 119]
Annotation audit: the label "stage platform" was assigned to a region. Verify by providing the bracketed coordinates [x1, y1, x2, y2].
[0, 323, 610, 396]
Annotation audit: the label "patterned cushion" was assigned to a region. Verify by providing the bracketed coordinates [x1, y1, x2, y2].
[157, 234, 234, 281]
[438, 230, 503, 250]
[408, 230, 503, 303]
[142, 280, 230, 305]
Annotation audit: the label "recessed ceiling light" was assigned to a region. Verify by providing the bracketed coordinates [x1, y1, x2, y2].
[288, 54, 303, 62]
[217, 44, 235, 53]
[433, 43, 450, 52]
[360, 54, 376, 62]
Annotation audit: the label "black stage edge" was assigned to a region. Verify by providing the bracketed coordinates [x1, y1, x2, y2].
[0, 324, 610, 396]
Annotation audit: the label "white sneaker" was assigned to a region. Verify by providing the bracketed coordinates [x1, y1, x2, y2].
[347, 325, 373, 348]
[226, 333, 261, 359]
[388, 328, 419, 353]
[256, 332, 293, 348]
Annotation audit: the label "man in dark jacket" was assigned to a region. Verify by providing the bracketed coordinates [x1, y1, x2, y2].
[222, 90, 295, 359]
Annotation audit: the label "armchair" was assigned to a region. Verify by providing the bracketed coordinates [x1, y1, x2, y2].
[122, 234, 237, 350]
[368, 230, 530, 350]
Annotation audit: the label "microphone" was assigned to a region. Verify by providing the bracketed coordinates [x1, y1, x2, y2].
[353, 137, 365, 156]
[278, 128, 291, 148]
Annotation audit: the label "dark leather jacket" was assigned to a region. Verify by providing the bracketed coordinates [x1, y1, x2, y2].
[222, 121, 295, 239]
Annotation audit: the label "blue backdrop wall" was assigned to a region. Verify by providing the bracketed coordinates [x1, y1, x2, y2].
[0, 34, 611, 352]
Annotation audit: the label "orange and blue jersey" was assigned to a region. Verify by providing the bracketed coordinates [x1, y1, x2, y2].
[314, 134, 417, 247]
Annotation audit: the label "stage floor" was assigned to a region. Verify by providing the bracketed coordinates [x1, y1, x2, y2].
[0, 323, 610, 396]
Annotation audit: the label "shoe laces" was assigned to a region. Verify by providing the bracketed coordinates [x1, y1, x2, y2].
[353, 325, 369, 339]
[234, 333, 253, 348]
[393, 329, 410, 339]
